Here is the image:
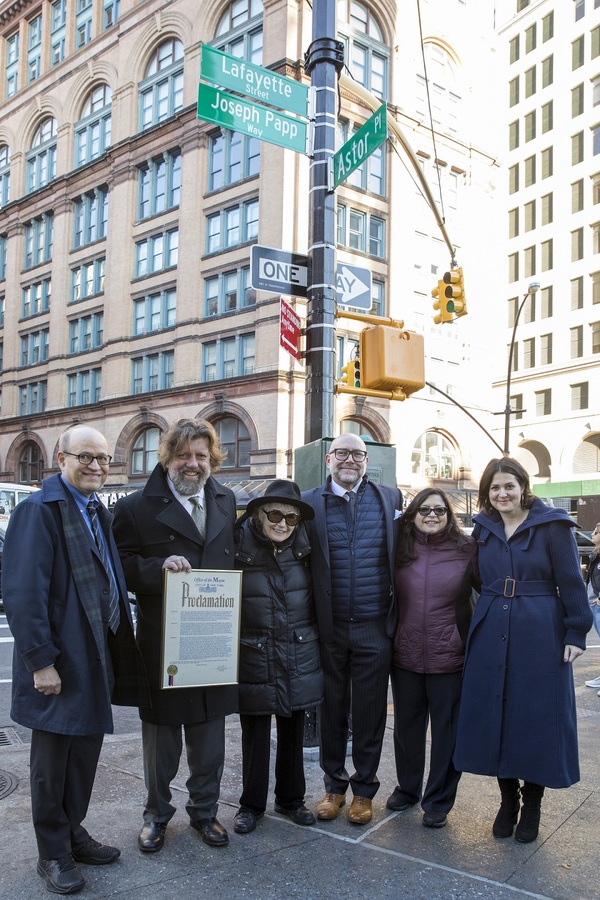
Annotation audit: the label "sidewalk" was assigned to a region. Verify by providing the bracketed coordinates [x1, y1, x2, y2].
[1, 645, 599, 900]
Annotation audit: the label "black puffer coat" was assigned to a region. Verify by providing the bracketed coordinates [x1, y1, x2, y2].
[234, 518, 324, 716]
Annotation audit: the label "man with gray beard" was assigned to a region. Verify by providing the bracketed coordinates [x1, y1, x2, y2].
[112, 419, 237, 853]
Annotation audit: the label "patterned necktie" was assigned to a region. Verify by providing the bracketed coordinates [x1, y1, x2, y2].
[345, 491, 356, 521]
[87, 500, 120, 634]
[189, 496, 206, 538]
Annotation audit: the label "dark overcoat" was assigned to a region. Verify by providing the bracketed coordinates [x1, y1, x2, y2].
[454, 499, 592, 788]
[112, 464, 238, 725]
[301, 476, 403, 642]
[3, 474, 148, 735]
[234, 519, 324, 716]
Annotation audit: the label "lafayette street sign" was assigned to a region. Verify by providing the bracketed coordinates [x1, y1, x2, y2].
[198, 83, 308, 155]
[333, 103, 387, 189]
[200, 45, 308, 118]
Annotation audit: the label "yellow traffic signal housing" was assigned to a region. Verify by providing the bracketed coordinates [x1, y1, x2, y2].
[432, 279, 453, 324]
[360, 325, 425, 395]
[339, 358, 361, 388]
[443, 267, 467, 318]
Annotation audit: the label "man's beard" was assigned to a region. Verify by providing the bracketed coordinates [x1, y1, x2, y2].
[169, 467, 208, 496]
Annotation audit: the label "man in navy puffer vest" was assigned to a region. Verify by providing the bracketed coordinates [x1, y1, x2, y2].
[302, 434, 402, 824]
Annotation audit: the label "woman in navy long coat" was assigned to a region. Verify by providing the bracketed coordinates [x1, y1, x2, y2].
[454, 458, 592, 844]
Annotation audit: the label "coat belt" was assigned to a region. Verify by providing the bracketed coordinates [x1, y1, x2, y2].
[485, 578, 557, 598]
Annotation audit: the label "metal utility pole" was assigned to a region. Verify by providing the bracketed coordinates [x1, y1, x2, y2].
[304, 0, 344, 443]
[503, 281, 540, 456]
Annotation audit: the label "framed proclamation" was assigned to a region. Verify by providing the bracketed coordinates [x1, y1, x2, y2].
[160, 569, 242, 689]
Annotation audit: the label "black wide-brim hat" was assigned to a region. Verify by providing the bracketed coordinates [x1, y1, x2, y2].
[242, 479, 314, 521]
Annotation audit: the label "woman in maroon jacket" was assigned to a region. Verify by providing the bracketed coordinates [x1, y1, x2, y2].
[387, 488, 476, 828]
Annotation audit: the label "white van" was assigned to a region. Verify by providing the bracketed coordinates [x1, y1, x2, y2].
[0, 483, 39, 526]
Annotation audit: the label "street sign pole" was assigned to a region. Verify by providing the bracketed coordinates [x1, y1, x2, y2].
[304, 0, 344, 445]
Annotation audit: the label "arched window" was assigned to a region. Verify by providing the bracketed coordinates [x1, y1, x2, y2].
[75, 85, 112, 166]
[19, 441, 44, 482]
[216, 0, 263, 61]
[411, 431, 457, 481]
[417, 43, 461, 135]
[573, 435, 600, 475]
[131, 426, 160, 475]
[27, 118, 57, 193]
[340, 419, 376, 440]
[214, 416, 250, 468]
[139, 39, 184, 130]
[337, 0, 389, 100]
[0, 144, 10, 207]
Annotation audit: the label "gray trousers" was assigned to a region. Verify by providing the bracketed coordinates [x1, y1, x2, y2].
[141, 718, 225, 823]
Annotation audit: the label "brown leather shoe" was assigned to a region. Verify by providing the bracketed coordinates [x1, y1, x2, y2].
[316, 792, 346, 820]
[347, 796, 372, 824]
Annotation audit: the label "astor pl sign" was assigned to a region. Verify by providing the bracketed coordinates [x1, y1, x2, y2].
[198, 84, 308, 155]
[200, 45, 308, 118]
[333, 103, 387, 189]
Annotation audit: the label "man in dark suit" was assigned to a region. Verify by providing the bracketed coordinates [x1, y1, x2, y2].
[112, 418, 237, 853]
[3, 424, 149, 895]
[302, 434, 402, 825]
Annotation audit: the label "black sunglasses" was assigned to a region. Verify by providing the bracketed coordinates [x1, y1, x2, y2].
[262, 509, 301, 526]
[416, 506, 448, 517]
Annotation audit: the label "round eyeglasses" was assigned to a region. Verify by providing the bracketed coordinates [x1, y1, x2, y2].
[62, 451, 112, 466]
[416, 506, 448, 517]
[262, 509, 301, 526]
[331, 448, 367, 462]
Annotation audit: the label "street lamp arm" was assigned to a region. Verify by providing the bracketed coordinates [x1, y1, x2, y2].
[425, 381, 504, 455]
[503, 282, 540, 455]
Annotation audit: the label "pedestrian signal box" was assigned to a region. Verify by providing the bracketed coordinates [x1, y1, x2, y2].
[359, 325, 425, 396]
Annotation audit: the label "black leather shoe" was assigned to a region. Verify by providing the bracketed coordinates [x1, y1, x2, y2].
[386, 787, 418, 812]
[233, 809, 263, 834]
[138, 821, 168, 853]
[423, 811, 447, 828]
[72, 837, 121, 865]
[190, 817, 229, 846]
[274, 803, 316, 826]
[37, 857, 85, 894]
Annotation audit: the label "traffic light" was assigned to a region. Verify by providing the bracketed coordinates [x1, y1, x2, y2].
[360, 325, 425, 396]
[432, 279, 453, 324]
[443, 267, 467, 318]
[339, 357, 361, 388]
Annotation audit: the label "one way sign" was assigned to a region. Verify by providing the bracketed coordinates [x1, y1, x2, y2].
[336, 263, 372, 310]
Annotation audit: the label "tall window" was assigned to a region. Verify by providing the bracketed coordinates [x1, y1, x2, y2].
[68, 313, 103, 353]
[75, 85, 112, 166]
[22, 279, 51, 317]
[76, 0, 93, 48]
[571, 325, 583, 357]
[541, 55, 553, 88]
[73, 187, 109, 247]
[535, 389, 551, 416]
[51, 0, 66, 66]
[208, 131, 260, 190]
[71, 258, 105, 301]
[337, 205, 385, 258]
[139, 39, 184, 130]
[204, 267, 253, 316]
[133, 288, 176, 335]
[24, 213, 53, 268]
[131, 427, 160, 475]
[0, 144, 9, 207]
[5, 31, 19, 97]
[27, 119, 57, 193]
[572, 35, 585, 69]
[540, 333, 552, 365]
[206, 200, 259, 253]
[572, 276, 584, 310]
[132, 351, 174, 393]
[0, 234, 6, 281]
[67, 368, 101, 406]
[572, 131, 584, 164]
[203, 334, 255, 381]
[571, 382, 589, 410]
[540, 286, 553, 318]
[28, 14, 42, 83]
[135, 229, 178, 277]
[19, 381, 47, 415]
[339, 0, 389, 101]
[138, 151, 181, 219]
[19, 441, 43, 481]
[214, 416, 251, 468]
[572, 227, 584, 260]
[215, 0, 263, 60]
[20, 329, 49, 366]
[103, 0, 120, 29]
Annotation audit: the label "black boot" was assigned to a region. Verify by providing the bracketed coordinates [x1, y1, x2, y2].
[492, 778, 520, 838]
[515, 782, 544, 843]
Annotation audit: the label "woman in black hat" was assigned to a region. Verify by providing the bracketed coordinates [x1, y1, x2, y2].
[232, 480, 324, 834]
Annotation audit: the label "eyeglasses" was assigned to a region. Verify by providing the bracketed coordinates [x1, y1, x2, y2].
[331, 449, 367, 462]
[416, 506, 448, 517]
[62, 451, 112, 466]
[262, 509, 301, 526]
